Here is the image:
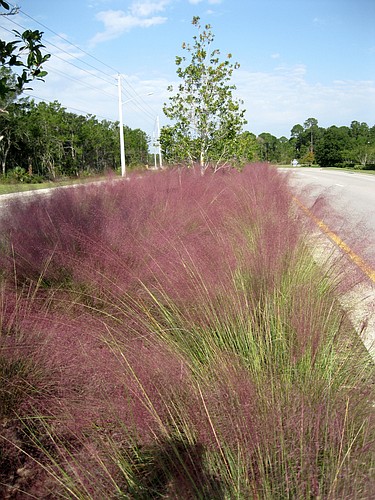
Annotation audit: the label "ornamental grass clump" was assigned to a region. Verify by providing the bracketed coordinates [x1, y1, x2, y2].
[0, 164, 373, 498]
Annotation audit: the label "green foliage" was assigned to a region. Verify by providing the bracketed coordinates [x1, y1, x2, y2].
[288, 118, 375, 168]
[0, 3, 50, 100]
[161, 104, 374, 170]
[237, 131, 259, 163]
[123, 126, 149, 167]
[0, 98, 150, 178]
[257, 132, 278, 162]
[315, 126, 350, 168]
[162, 16, 246, 172]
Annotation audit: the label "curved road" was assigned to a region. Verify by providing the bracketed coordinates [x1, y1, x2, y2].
[286, 167, 375, 233]
[283, 167, 375, 355]
[284, 167, 375, 267]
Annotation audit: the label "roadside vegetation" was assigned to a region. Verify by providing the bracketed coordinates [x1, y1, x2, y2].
[1, 9, 374, 497]
[0, 164, 373, 498]
[0, 174, 110, 195]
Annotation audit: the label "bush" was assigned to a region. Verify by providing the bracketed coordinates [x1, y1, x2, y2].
[4, 167, 44, 184]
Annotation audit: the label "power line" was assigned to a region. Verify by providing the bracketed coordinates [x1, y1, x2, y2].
[46, 67, 117, 100]
[121, 87, 156, 123]
[119, 79, 159, 123]
[5, 3, 163, 118]
[48, 50, 116, 87]
[3, 15, 117, 87]
[43, 40, 116, 87]
[25, 93, 115, 122]
[3, 4, 162, 132]
[121, 75, 160, 116]
[0, 24, 18, 37]
[123, 84, 158, 117]
[4, 10, 161, 122]
[18, 5, 120, 76]
[123, 100, 156, 126]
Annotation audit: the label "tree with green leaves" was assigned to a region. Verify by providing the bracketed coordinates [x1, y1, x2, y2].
[315, 126, 350, 168]
[303, 117, 319, 153]
[348, 121, 375, 167]
[0, 97, 149, 179]
[237, 131, 259, 163]
[0, 0, 50, 103]
[162, 16, 246, 173]
[257, 132, 278, 162]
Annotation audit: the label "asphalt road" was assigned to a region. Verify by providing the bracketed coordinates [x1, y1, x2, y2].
[286, 167, 375, 232]
[283, 167, 375, 354]
[284, 168, 375, 267]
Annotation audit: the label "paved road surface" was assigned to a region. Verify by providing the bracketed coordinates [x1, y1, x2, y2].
[284, 168, 375, 267]
[286, 167, 375, 233]
[283, 167, 375, 355]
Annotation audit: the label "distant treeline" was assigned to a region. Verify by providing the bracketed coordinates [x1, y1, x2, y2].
[1, 98, 374, 182]
[0, 98, 149, 182]
[251, 118, 375, 168]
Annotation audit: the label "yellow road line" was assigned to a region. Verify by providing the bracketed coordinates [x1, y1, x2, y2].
[293, 196, 375, 283]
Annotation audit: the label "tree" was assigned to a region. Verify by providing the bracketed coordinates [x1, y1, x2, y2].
[275, 136, 293, 164]
[0, 96, 147, 179]
[303, 117, 318, 153]
[162, 16, 246, 173]
[315, 126, 350, 168]
[159, 125, 181, 165]
[123, 127, 149, 167]
[257, 132, 277, 162]
[0, 0, 50, 102]
[349, 121, 374, 167]
[237, 131, 259, 163]
[290, 124, 304, 141]
[0, 101, 24, 175]
[290, 123, 304, 159]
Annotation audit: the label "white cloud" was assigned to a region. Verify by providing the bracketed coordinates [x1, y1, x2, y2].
[312, 16, 326, 27]
[131, 1, 171, 17]
[90, 1, 170, 45]
[233, 65, 375, 136]
[189, 0, 222, 4]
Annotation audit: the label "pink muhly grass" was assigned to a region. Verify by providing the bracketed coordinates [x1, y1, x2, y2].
[0, 164, 374, 497]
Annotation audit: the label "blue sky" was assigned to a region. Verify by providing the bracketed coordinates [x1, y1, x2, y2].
[2, 0, 374, 139]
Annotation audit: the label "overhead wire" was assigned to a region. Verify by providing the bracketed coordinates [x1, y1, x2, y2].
[43, 67, 117, 100]
[3, 3, 163, 131]
[17, 4, 120, 75]
[3, 15, 117, 87]
[121, 87, 156, 123]
[121, 76, 160, 116]
[8, 3, 160, 113]
[25, 93, 115, 122]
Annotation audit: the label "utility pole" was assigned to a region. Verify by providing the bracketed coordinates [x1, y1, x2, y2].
[117, 74, 126, 177]
[156, 115, 162, 169]
[153, 130, 158, 169]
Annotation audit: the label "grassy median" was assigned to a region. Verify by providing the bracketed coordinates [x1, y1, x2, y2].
[0, 164, 373, 498]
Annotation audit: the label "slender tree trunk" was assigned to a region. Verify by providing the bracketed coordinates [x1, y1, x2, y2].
[1, 137, 11, 176]
[200, 150, 205, 175]
[28, 156, 33, 176]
